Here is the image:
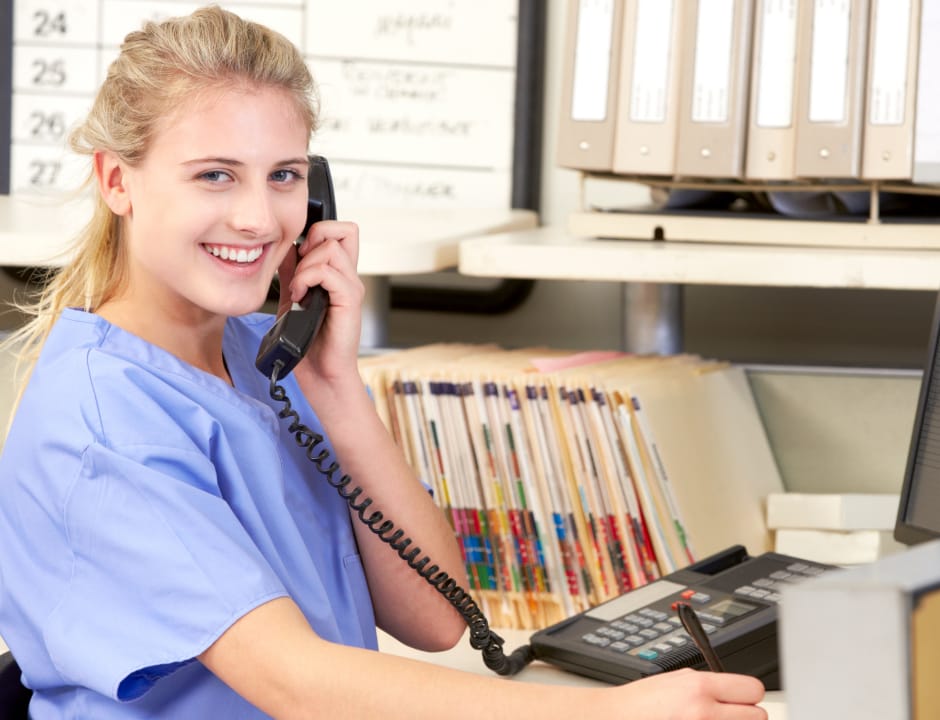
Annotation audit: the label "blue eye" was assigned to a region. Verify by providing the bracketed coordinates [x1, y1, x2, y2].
[272, 169, 303, 183]
[200, 170, 231, 183]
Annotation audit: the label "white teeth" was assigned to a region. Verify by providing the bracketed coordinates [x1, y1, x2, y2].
[204, 245, 263, 263]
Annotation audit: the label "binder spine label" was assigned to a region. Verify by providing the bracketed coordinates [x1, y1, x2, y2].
[808, 0, 853, 123]
[690, 0, 736, 124]
[754, 0, 799, 128]
[868, 0, 912, 126]
[571, 0, 617, 121]
[629, 0, 675, 123]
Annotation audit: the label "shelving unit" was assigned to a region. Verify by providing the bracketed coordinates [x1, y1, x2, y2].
[458, 174, 940, 354]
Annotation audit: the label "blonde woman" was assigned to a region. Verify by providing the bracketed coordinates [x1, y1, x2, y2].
[0, 7, 766, 719]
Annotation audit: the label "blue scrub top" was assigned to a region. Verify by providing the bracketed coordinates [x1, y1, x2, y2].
[0, 309, 378, 718]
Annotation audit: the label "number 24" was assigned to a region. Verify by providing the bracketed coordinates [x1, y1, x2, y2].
[33, 10, 68, 37]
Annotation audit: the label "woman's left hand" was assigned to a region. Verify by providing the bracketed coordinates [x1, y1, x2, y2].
[276, 219, 364, 384]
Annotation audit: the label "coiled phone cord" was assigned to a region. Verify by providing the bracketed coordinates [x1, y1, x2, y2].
[267, 361, 535, 676]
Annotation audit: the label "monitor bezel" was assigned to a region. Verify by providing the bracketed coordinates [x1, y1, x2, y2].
[895, 291, 940, 545]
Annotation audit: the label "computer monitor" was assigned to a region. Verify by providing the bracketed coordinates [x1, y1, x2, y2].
[895, 291, 940, 545]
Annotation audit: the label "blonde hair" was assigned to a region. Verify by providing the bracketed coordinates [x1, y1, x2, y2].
[5, 5, 318, 398]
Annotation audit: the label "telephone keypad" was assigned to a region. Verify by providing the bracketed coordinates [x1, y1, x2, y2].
[535, 551, 835, 685]
[578, 560, 828, 662]
[732, 560, 825, 602]
[581, 614, 717, 661]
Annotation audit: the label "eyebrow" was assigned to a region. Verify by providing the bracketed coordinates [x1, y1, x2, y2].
[183, 157, 309, 167]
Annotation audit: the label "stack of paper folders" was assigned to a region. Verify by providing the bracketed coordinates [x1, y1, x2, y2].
[360, 345, 784, 629]
[766, 492, 904, 566]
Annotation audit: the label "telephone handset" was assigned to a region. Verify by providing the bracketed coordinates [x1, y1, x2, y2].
[255, 155, 335, 381]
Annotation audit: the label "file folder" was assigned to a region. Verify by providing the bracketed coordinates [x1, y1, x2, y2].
[610, 0, 686, 176]
[861, 0, 919, 179]
[794, 0, 871, 178]
[745, 0, 802, 180]
[675, 0, 755, 179]
[557, 0, 626, 171]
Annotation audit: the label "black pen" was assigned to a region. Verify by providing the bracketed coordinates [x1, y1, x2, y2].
[676, 602, 725, 673]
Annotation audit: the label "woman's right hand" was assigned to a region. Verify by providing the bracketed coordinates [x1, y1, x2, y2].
[608, 668, 768, 720]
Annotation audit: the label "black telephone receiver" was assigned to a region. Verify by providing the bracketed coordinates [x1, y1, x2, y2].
[255, 155, 335, 381]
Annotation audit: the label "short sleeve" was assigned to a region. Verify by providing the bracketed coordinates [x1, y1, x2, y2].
[43, 442, 287, 701]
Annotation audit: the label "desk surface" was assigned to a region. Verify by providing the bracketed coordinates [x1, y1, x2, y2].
[378, 628, 787, 719]
[459, 224, 940, 291]
[0, 195, 537, 275]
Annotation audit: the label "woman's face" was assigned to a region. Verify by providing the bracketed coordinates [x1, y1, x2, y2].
[114, 85, 310, 324]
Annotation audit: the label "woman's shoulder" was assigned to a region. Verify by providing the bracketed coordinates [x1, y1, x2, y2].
[38, 309, 209, 395]
[21, 310, 273, 442]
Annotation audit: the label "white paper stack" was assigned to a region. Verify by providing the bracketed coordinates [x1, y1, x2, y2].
[767, 492, 903, 565]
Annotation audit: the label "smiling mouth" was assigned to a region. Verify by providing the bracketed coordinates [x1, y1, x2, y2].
[202, 244, 264, 263]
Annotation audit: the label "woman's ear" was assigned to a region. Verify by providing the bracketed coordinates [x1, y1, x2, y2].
[94, 151, 132, 216]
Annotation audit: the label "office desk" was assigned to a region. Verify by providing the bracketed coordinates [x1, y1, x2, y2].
[0, 195, 537, 347]
[378, 628, 787, 719]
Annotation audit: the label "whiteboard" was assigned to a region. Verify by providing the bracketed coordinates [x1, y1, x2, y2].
[2, 0, 529, 209]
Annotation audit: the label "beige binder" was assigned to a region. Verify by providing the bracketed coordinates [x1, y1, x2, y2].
[675, 0, 755, 179]
[794, 0, 871, 178]
[861, 0, 920, 179]
[556, 0, 626, 172]
[610, 0, 686, 176]
[913, 0, 940, 182]
[745, 0, 802, 180]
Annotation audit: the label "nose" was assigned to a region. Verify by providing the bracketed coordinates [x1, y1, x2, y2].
[230, 186, 278, 237]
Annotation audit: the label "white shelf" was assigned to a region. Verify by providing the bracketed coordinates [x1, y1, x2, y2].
[568, 210, 940, 250]
[0, 195, 537, 275]
[458, 225, 940, 291]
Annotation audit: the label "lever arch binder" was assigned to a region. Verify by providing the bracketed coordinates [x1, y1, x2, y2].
[557, 0, 626, 172]
[675, 0, 755, 179]
[611, 0, 686, 176]
[913, 0, 940, 182]
[745, 0, 801, 180]
[861, 0, 920, 180]
[794, 0, 871, 178]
